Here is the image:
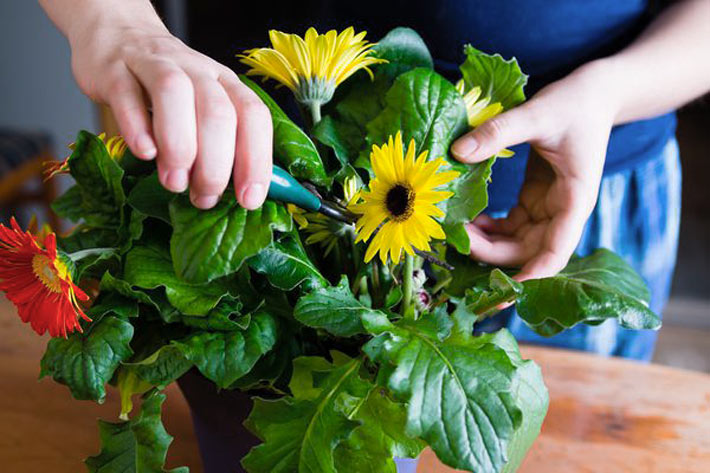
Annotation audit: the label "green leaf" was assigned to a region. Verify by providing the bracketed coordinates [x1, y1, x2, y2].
[465, 269, 523, 317]
[444, 250, 499, 297]
[364, 313, 523, 472]
[516, 249, 660, 336]
[83, 292, 139, 329]
[293, 276, 382, 337]
[100, 272, 164, 312]
[124, 244, 231, 316]
[127, 172, 175, 223]
[169, 193, 291, 284]
[243, 355, 371, 473]
[484, 330, 548, 473]
[361, 68, 468, 174]
[85, 390, 188, 473]
[248, 234, 327, 291]
[58, 226, 119, 253]
[116, 367, 154, 420]
[459, 45, 528, 110]
[230, 331, 302, 392]
[70, 247, 121, 281]
[372, 27, 433, 79]
[51, 185, 84, 222]
[443, 158, 496, 253]
[180, 295, 251, 332]
[445, 158, 495, 222]
[40, 316, 134, 402]
[66, 130, 127, 229]
[334, 388, 425, 473]
[311, 115, 364, 167]
[123, 345, 193, 388]
[174, 312, 279, 388]
[240, 75, 329, 186]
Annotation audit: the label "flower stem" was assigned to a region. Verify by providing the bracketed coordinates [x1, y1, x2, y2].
[402, 254, 415, 318]
[67, 247, 115, 262]
[309, 101, 322, 126]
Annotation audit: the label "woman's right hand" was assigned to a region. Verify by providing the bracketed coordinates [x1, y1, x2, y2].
[65, 9, 272, 210]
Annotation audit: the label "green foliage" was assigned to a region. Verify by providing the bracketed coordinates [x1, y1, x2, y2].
[180, 295, 252, 332]
[85, 390, 188, 473]
[241, 75, 330, 186]
[61, 130, 127, 230]
[123, 345, 193, 388]
[364, 313, 523, 472]
[487, 331, 548, 473]
[516, 249, 660, 335]
[127, 172, 174, 223]
[248, 234, 327, 291]
[333, 389, 425, 473]
[169, 194, 291, 284]
[459, 45, 528, 110]
[242, 355, 371, 473]
[174, 312, 279, 389]
[40, 316, 134, 402]
[372, 27, 434, 79]
[124, 243, 231, 316]
[293, 276, 377, 337]
[361, 68, 468, 174]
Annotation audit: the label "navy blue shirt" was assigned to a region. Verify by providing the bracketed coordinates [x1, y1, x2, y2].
[190, 1, 677, 211]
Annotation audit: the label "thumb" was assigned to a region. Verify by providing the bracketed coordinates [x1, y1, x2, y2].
[451, 103, 539, 163]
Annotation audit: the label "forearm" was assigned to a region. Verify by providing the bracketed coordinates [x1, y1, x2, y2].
[38, 0, 167, 44]
[592, 0, 710, 125]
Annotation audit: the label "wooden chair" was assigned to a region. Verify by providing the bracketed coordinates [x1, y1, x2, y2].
[0, 129, 60, 230]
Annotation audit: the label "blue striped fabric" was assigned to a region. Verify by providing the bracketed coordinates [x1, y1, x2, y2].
[0, 128, 53, 176]
[499, 138, 682, 361]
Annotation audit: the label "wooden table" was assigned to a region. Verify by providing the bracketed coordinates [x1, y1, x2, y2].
[2, 299, 710, 472]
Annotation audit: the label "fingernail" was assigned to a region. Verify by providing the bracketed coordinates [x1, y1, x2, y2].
[240, 183, 266, 209]
[161, 169, 189, 192]
[135, 133, 157, 159]
[452, 137, 479, 160]
[192, 194, 220, 209]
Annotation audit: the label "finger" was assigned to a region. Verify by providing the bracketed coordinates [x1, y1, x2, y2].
[514, 207, 587, 281]
[188, 75, 237, 209]
[466, 223, 531, 267]
[220, 73, 272, 210]
[472, 206, 528, 236]
[104, 67, 156, 160]
[126, 56, 197, 192]
[451, 104, 541, 163]
[471, 214, 497, 231]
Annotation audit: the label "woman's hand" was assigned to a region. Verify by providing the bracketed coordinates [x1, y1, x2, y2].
[65, 8, 272, 210]
[451, 61, 618, 281]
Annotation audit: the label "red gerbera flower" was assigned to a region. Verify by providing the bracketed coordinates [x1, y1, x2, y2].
[0, 218, 91, 337]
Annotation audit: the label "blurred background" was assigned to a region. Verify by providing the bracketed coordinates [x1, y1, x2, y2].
[0, 1, 708, 371]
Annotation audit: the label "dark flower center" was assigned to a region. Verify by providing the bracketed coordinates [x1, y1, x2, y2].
[385, 183, 414, 221]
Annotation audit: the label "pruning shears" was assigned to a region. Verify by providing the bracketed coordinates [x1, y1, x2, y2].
[267, 165, 356, 223]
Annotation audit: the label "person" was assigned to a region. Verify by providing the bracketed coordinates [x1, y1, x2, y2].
[39, 0, 710, 361]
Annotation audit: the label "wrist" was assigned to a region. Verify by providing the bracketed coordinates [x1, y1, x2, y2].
[64, 0, 167, 50]
[573, 57, 625, 125]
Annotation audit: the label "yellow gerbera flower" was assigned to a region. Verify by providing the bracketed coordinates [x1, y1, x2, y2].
[239, 27, 385, 106]
[350, 132, 459, 264]
[455, 80, 514, 158]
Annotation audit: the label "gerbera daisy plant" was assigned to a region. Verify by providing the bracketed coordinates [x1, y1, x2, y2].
[1, 27, 661, 473]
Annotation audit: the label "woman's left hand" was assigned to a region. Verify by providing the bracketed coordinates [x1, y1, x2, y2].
[451, 61, 618, 281]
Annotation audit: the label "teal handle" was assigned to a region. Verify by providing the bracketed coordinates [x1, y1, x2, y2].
[268, 165, 321, 212]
